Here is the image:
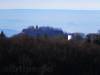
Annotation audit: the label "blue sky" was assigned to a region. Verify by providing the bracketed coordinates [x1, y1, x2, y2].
[0, 9, 100, 35]
[0, 0, 100, 9]
[0, 1, 100, 36]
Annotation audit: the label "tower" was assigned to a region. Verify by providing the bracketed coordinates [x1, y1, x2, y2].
[36, 25, 38, 29]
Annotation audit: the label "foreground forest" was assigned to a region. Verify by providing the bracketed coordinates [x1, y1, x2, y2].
[0, 33, 100, 75]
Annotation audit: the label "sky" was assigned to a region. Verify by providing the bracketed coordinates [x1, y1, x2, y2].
[0, 0, 100, 10]
[0, 1, 100, 36]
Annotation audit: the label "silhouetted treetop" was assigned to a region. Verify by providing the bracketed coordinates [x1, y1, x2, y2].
[0, 31, 6, 38]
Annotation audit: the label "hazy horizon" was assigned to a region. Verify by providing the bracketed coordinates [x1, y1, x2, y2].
[0, 9, 100, 36]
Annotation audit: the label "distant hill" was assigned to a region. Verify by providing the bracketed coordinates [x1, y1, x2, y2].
[16, 26, 67, 38]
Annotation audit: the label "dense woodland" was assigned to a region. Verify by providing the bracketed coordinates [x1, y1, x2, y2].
[0, 31, 100, 75]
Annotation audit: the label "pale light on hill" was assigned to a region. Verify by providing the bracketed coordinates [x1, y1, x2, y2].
[68, 35, 72, 40]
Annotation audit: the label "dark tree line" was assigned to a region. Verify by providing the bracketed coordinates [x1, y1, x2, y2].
[0, 32, 100, 75]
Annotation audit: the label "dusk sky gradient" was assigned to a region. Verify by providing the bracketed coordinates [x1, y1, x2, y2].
[0, 0, 100, 36]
